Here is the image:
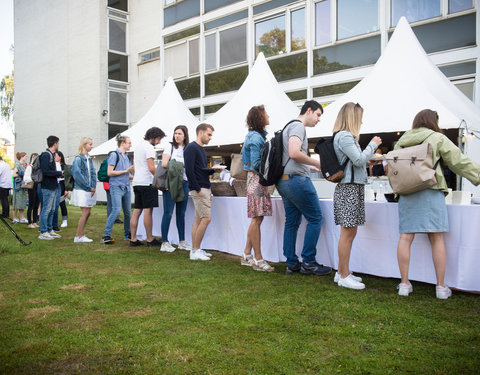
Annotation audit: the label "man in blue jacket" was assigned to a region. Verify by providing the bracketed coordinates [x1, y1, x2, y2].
[38, 135, 62, 240]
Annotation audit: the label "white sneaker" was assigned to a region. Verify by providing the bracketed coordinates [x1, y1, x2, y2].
[49, 231, 62, 238]
[200, 249, 212, 257]
[334, 271, 362, 284]
[397, 282, 413, 296]
[12, 218, 19, 223]
[338, 274, 365, 290]
[60, 220, 68, 228]
[160, 242, 176, 252]
[38, 232, 54, 240]
[177, 241, 193, 251]
[19, 218, 28, 224]
[74, 236, 93, 243]
[190, 249, 210, 261]
[436, 285, 452, 300]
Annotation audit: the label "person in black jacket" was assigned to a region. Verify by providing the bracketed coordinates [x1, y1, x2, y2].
[38, 135, 62, 240]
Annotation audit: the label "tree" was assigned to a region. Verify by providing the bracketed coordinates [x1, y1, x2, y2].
[0, 73, 14, 121]
[257, 27, 286, 57]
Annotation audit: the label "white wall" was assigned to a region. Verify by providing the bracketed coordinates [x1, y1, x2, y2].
[14, 0, 107, 162]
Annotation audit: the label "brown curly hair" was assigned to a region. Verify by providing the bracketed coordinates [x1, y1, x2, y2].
[246, 105, 268, 133]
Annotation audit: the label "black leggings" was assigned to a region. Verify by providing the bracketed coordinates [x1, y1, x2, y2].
[59, 180, 68, 219]
[27, 183, 40, 224]
[0, 187, 10, 218]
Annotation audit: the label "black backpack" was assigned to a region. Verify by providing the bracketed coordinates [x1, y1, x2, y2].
[314, 133, 353, 183]
[258, 120, 297, 187]
[31, 152, 53, 183]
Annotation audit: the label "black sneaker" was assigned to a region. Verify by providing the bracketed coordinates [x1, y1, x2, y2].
[114, 219, 123, 224]
[286, 263, 302, 275]
[124, 233, 131, 241]
[53, 227, 61, 232]
[101, 236, 115, 244]
[300, 262, 332, 276]
[146, 238, 161, 247]
[129, 240, 144, 247]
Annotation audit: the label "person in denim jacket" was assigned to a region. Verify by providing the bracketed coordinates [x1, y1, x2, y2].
[240, 105, 274, 272]
[71, 137, 97, 243]
[333, 102, 382, 290]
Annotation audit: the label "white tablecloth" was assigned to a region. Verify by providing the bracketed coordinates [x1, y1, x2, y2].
[137, 196, 480, 292]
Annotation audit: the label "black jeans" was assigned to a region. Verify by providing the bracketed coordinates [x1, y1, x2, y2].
[27, 183, 40, 224]
[0, 187, 10, 218]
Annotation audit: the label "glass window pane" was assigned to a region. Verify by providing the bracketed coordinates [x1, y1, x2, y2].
[176, 77, 200, 100]
[313, 81, 360, 97]
[315, 0, 331, 46]
[189, 39, 199, 75]
[438, 61, 476, 78]
[205, 65, 248, 96]
[268, 52, 308, 82]
[454, 81, 474, 101]
[205, 103, 226, 114]
[219, 24, 247, 67]
[205, 34, 217, 71]
[286, 89, 307, 101]
[108, 0, 128, 12]
[255, 15, 286, 57]
[109, 19, 126, 53]
[313, 35, 380, 75]
[291, 8, 305, 51]
[108, 124, 128, 140]
[108, 53, 128, 82]
[449, 0, 473, 14]
[337, 0, 379, 40]
[109, 91, 127, 123]
[164, 0, 201, 27]
[391, 0, 441, 26]
[165, 43, 187, 79]
[164, 26, 200, 44]
[189, 107, 200, 116]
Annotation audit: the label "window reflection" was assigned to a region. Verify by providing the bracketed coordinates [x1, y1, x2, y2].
[337, 0, 379, 40]
[291, 8, 305, 51]
[108, 53, 128, 82]
[391, 0, 441, 26]
[189, 38, 199, 75]
[268, 52, 307, 82]
[109, 91, 127, 123]
[255, 15, 286, 57]
[109, 19, 126, 53]
[176, 77, 200, 100]
[315, 0, 331, 46]
[205, 66, 248, 96]
[219, 24, 247, 67]
[205, 34, 217, 71]
[449, 0, 473, 14]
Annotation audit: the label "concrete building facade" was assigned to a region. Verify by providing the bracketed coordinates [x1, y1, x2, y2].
[14, 0, 479, 161]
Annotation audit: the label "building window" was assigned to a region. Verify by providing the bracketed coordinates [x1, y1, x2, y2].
[255, 14, 286, 57]
[165, 38, 199, 79]
[391, 0, 441, 26]
[205, 65, 249, 95]
[337, 0, 379, 40]
[449, 0, 473, 14]
[138, 48, 160, 64]
[164, 0, 176, 5]
[176, 77, 200, 100]
[108, 0, 128, 12]
[108, 124, 128, 140]
[315, 0, 331, 46]
[109, 19, 126, 53]
[291, 8, 305, 51]
[189, 38, 199, 75]
[109, 90, 127, 124]
[108, 53, 128, 82]
[205, 23, 247, 71]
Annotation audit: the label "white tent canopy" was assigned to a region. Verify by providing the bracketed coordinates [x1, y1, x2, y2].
[308, 16, 480, 139]
[206, 53, 300, 147]
[90, 77, 199, 156]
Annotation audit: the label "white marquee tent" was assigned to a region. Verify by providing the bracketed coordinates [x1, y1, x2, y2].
[307, 16, 480, 139]
[206, 53, 300, 147]
[90, 77, 199, 156]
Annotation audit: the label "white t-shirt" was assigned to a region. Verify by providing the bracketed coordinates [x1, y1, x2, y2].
[163, 142, 187, 181]
[0, 161, 13, 189]
[132, 140, 156, 186]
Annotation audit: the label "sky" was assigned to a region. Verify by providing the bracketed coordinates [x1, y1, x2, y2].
[0, 0, 14, 79]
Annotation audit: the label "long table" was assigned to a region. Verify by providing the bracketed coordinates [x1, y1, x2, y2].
[136, 196, 480, 292]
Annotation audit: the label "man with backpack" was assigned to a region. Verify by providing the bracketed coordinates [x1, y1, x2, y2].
[38, 135, 63, 240]
[276, 100, 332, 276]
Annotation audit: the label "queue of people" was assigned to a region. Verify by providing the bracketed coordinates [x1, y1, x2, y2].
[2, 101, 480, 300]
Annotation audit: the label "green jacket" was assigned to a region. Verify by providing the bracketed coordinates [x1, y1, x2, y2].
[166, 159, 186, 202]
[395, 128, 480, 193]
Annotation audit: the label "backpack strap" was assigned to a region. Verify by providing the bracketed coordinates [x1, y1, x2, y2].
[282, 119, 305, 169]
[333, 132, 355, 183]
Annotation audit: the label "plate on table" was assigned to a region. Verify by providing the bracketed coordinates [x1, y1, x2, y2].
[212, 165, 227, 170]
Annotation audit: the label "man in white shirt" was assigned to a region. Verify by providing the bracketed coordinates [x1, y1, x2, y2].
[129, 127, 165, 247]
[0, 156, 13, 218]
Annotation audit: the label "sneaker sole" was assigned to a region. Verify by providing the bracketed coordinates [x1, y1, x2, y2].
[101, 240, 115, 244]
[338, 282, 365, 290]
[300, 269, 332, 276]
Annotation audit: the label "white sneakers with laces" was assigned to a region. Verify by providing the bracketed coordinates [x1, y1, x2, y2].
[190, 249, 210, 261]
[436, 285, 452, 299]
[49, 231, 61, 238]
[74, 236, 93, 243]
[334, 271, 362, 283]
[60, 220, 68, 228]
[38, 232, 54, 240]
[338, 274, 365, 290]
[397, 282, 413, 296]
[177, 241, 193, 251]
[160, 242, 176, 252]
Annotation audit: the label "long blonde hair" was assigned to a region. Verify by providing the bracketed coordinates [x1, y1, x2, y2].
[332, 102, 363, 140]
[78, 137, 93, 155]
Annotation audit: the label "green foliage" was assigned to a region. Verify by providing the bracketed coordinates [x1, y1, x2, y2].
[267, 52, 308, 82]
[313, 81, 360, 98]
[313, 53, 352, 75]
[0, 74, 14, 121]
[0, 206, 479, 374]
[176, 77, 200, 100]
[205, 66, 248, 96]
[257, 27, 286, 57]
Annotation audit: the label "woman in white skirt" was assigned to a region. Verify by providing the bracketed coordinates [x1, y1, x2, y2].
[71, 137, 97, 243]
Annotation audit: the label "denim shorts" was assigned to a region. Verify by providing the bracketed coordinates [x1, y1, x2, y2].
[398, 189, 448, 233]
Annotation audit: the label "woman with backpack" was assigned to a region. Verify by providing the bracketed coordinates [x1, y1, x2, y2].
[159, 125, 192, 253]
[395, 109, 480, 299]
[240, 105, 274, 272]
[333, 102, 382, 289]
[71, 137, 97, 243]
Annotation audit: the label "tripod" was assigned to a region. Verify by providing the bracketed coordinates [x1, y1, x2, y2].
[0, 216, 32, 246]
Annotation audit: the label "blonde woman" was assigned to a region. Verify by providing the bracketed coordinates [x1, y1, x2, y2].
[71, 137, 97, 243]
[12, 152, 28, 223]
[332, 102, 382, 289]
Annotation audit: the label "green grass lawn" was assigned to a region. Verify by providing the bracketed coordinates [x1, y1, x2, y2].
[0, 205, 479, 374]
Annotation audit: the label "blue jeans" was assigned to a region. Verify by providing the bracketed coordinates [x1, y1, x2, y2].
[40, 187, 58, 233]
[161, 181, 189, 242]
[276, 175, 323, 266]
[106, 189, 120, 220]
[103, 185, 131, 237]
[53, 184, 61, 228]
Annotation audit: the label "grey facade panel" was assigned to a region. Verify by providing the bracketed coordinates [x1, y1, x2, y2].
[253, 0, 296, 15]
[205, 0, 242, 13]
[205, 10, 248, 30]
[164, 0, 200, 27]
